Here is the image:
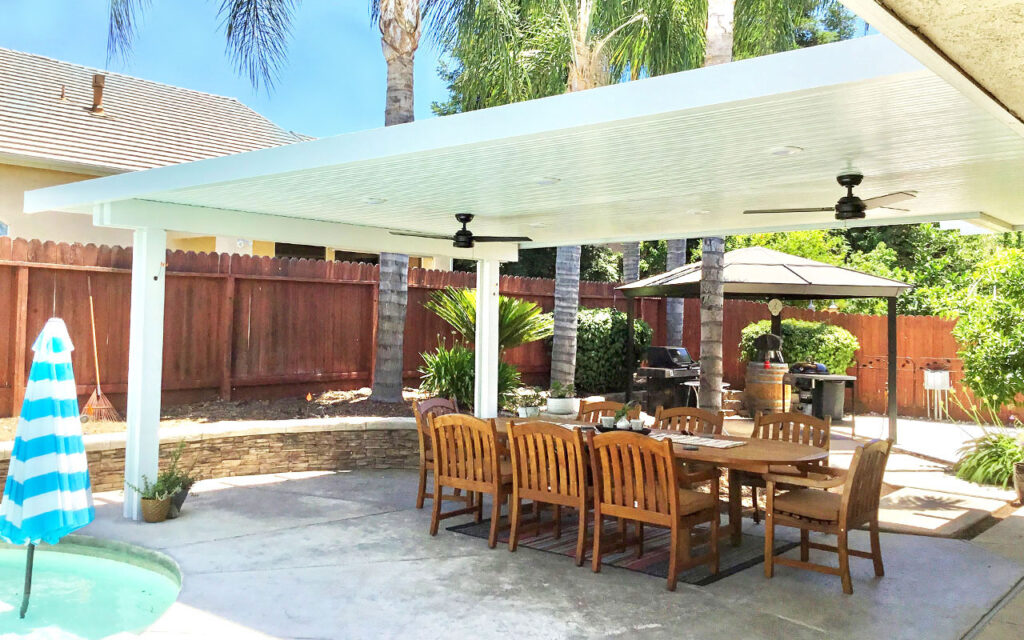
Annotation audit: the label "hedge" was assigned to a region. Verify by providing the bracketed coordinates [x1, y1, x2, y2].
[739, 319, 859, 374]
[573, 308, 653, 393]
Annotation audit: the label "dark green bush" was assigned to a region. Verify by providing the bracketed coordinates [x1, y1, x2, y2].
[571, 308, 653, 393]
[955, 433, 1024, 488]
[418, 341, 520, 410]
[740, 319, 859, 374]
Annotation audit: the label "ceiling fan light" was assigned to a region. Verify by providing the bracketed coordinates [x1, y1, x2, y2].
[768, 145, 803, 157]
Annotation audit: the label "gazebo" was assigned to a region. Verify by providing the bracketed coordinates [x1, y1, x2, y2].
[618, 247, 912, 437]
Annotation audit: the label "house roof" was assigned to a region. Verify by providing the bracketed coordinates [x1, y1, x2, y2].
[0, 47, 304, 175]
[618, 246, 911, 299]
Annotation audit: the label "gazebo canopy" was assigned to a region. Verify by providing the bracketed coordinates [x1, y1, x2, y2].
[618, 247, 912, 300]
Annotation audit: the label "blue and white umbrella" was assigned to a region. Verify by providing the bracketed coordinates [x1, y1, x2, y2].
[0, 318, 94, 617]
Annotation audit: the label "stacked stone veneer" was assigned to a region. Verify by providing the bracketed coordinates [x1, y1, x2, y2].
[0, 418, 420, 492]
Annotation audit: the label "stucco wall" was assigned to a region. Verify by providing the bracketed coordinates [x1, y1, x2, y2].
[0, 162, 134, 246]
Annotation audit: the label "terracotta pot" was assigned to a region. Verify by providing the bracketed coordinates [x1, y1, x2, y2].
[141, 497, 172, 523]
[1013, 462, 1024, 505]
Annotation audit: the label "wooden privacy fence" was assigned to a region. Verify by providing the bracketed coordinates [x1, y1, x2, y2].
[0, 236, 989, 420]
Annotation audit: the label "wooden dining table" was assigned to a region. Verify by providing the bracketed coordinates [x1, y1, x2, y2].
[494, 418, 828, 546]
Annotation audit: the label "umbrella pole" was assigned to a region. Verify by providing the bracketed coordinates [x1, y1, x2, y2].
[19, 543, 35, 618]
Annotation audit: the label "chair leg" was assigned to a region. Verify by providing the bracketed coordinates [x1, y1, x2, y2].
[667, 526, 680, 592]
[509, 497, 522, 552]
[636, 522, 645, 558]
[554, 505, 562, 539]
[592, 514, 604, 573]
[838, 530, 853, 594]
[751, 486, 760, 524]
[617, 518, 626, 552]
[575, 507, 587, 567]
[709, 508, 720, 574]
[800, 529, 809, 562]
[429, 485, 443, 537]
[416, 463, 428, 509]
[870, 519, 885, 577]
[764, 511, 775, 578]
[475, 492, 484, 524]
[488, 491, 502, 549]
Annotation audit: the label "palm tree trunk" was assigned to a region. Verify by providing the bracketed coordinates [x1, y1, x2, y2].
[697, 0, 735, 411]
[551, 245, 582, 387]
[621, 242, 640, 283]
[371, 0, 420, 402]
[665, 238, 687, 347]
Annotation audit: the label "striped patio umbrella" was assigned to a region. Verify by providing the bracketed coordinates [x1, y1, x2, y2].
[0, 318, 94, 618]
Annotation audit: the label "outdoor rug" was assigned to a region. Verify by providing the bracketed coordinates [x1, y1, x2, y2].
[449, 513, 797, 586]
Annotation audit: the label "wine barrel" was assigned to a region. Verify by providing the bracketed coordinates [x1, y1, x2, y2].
[744, 362, 791, 417]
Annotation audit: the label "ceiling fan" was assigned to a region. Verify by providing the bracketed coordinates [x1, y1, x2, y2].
[389, 214, 531, 248]
[743, 173, 917, 220]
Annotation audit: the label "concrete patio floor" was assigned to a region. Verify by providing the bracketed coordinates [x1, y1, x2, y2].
[81, 469, 1024, 640]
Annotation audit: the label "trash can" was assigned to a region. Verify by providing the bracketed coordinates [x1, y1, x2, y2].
[812, 380, 846, 420]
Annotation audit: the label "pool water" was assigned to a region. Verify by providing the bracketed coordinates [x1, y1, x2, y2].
[0, 543, 179, 639]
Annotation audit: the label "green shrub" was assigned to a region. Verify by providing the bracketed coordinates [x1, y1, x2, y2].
[955, 433, 1024, 488]
[424, 286, 552, 351]
[954, 249, 1024, 409]
[570, 308, 653, 393]
[740, 319, 859, 374]
[418, 341, 520, 410]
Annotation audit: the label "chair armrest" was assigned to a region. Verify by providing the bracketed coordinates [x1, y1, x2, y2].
[765, 467, 845, 489]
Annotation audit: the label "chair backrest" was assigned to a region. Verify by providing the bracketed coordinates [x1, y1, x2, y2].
[507, 421, 587, 506]
[578, 400, 640, 423]
[652, 406, 724, 435]
[587, 430, 677, 528]
[841, 439, 893, 528]
[413, 398, 459, 452]
[753, 412, 831, 452]
[429, 413, 502, 493]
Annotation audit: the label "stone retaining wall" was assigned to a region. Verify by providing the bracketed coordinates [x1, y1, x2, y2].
[0, 418, 420, 492]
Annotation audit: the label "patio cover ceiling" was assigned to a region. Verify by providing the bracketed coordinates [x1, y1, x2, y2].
[618, 246, 912, 299]
[23, 35, 1024, 257]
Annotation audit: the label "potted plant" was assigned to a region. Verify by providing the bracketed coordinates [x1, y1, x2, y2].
[1015, 461, 1024, 506]
[127, 474, 182, 523]
[160, 441, 198, 519]
[515, 388, 543, 418]
[546, 381, 577, 415]
[613, 401, 640, 430]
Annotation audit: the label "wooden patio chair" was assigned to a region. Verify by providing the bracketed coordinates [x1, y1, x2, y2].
[764, 439, 892, 594]
[412, 397, 459, 509]
[587, 430, 719, 591]
[578, 400, 640, 424]
[740, 412, 831, 523]
[507, 421, 590, 565]
[428, 413, 513, 548]
[651, 406, 725, 490]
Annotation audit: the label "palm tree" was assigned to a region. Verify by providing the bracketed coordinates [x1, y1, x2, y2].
[621, 242, 640, 283]
[429, 0, 706, 389]
[107, 0, 450, 403]
[665, 238, 687, 346]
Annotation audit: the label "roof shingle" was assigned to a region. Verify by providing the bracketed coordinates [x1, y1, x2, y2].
[0, 47, 304, 173]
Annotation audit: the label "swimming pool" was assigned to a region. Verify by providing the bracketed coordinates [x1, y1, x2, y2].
[0, 537, 180, 639]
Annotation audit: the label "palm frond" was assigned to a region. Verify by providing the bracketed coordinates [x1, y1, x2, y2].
[106, 0, 152, 64]
[218, 0, 299, 91]
[425, 286, 553, 351]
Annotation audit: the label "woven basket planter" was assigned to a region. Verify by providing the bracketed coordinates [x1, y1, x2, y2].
[141, 497, 172, 523]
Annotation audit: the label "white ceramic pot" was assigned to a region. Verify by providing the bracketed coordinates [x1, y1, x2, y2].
[517, 406, 540, 418]
[629, 418, 645, 431]
[546, 397, 577, 415]
[599, 416, 616, 429]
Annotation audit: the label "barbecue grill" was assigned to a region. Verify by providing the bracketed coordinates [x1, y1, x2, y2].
[635, 346, 701, 410]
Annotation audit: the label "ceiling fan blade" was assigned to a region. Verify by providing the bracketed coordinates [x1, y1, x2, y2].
[473, 236, 533, 243]
[743, 207, 834, 215]
[879, 206, 910, 212]
[389, 230, 452, 240]
[863, 191, 917, 209]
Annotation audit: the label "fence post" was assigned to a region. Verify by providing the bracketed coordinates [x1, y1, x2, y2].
[220, 276, 236, 401]
[10, 266, 29, 413]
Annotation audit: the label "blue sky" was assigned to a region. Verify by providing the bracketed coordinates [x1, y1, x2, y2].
[0, 1, 451, 138]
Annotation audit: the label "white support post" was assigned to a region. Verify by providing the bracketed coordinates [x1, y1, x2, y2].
[123, 227, 167, 520]
[474, 259, 501, 419]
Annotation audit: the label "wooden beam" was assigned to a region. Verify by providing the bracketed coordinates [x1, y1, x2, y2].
[887, 297, 898, 442]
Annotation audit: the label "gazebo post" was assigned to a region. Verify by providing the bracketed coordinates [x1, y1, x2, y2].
[625, 297, 635, 403]
[770, 309, 782, 336]
[887, 296, 898, 442]
[474, 258, 501, 419]
[123, 226, 167, 520]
